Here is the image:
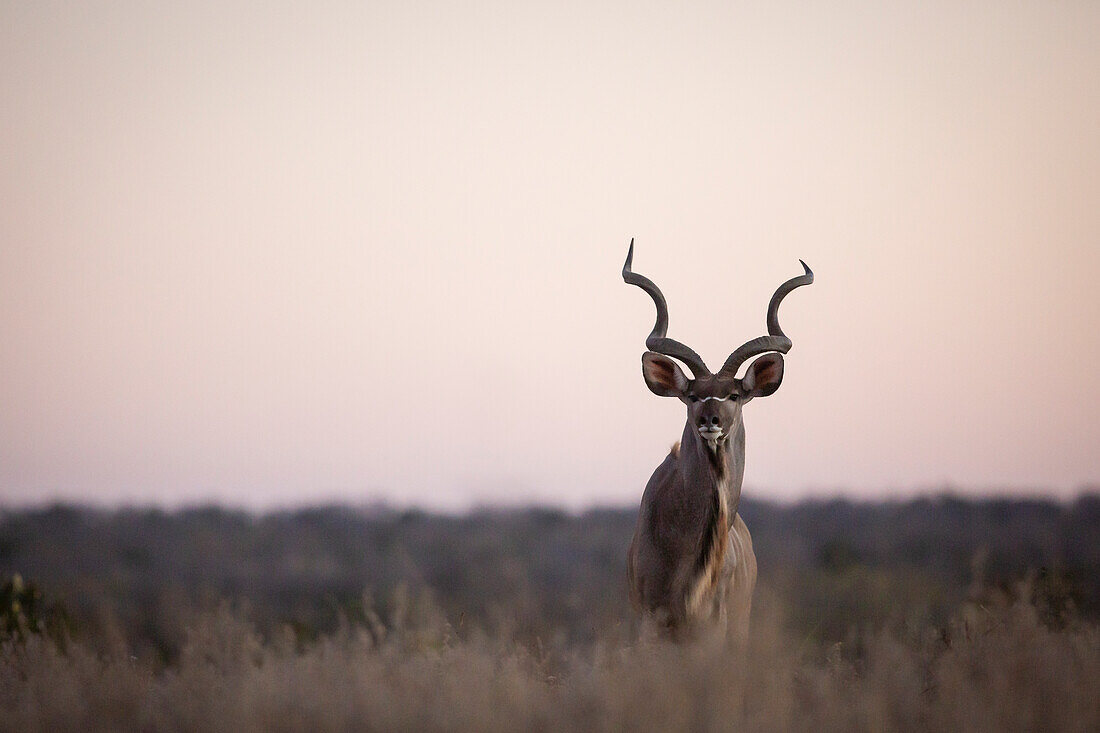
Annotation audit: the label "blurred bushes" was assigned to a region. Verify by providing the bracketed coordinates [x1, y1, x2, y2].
[0, 494, 1098, 658]
[1, 574, 69, 648]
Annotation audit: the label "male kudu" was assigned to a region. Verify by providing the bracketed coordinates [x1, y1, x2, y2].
[623, 240, 813, 641]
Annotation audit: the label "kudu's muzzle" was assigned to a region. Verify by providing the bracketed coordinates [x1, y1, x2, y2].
[696, 399, 726, 440]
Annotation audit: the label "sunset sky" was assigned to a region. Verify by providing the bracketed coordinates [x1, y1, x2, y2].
[2, 0, 1098, 510]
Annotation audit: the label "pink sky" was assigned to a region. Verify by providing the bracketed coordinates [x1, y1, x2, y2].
[2, 0, 1098, 509]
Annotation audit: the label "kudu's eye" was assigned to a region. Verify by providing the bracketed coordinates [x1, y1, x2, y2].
[688, 395, 699, 403]
[728, 394, 740, 402]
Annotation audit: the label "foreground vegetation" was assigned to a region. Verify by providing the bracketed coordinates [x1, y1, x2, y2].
[1, 496, 1099, 730]
[2, 584, 1098, 732]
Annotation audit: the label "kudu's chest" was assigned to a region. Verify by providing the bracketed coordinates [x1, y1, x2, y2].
[679, 444, 734, 613]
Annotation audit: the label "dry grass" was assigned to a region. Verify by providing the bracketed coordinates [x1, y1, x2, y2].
[2, 585, 1098, 733]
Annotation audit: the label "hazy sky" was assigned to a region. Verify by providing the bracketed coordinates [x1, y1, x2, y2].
[2, 0, 1098, 510]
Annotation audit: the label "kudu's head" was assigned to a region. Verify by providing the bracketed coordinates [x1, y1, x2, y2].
[622, 240, 813, 447]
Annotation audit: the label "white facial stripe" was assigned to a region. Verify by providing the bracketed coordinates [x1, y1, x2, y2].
[700, 396, 728, 402]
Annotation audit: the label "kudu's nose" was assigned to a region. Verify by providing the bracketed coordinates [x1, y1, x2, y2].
[697, 415, 721, 428]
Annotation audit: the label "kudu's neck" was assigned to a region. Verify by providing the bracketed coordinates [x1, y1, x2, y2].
[678, 419, 746, 518]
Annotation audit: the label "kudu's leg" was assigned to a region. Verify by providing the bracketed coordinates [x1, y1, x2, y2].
[726, 514, 758, 650]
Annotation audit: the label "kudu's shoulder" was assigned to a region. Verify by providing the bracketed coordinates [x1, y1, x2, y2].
[638, 450, 711, 551]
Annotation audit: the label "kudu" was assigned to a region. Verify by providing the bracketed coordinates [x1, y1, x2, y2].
[623, 240, 813, 642]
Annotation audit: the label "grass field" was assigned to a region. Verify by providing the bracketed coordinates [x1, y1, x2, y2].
[2, 497, 1099, 731]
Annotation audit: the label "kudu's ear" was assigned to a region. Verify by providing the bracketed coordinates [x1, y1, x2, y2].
[641, 352, 690, 398]
[742, 353, 784, 398]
